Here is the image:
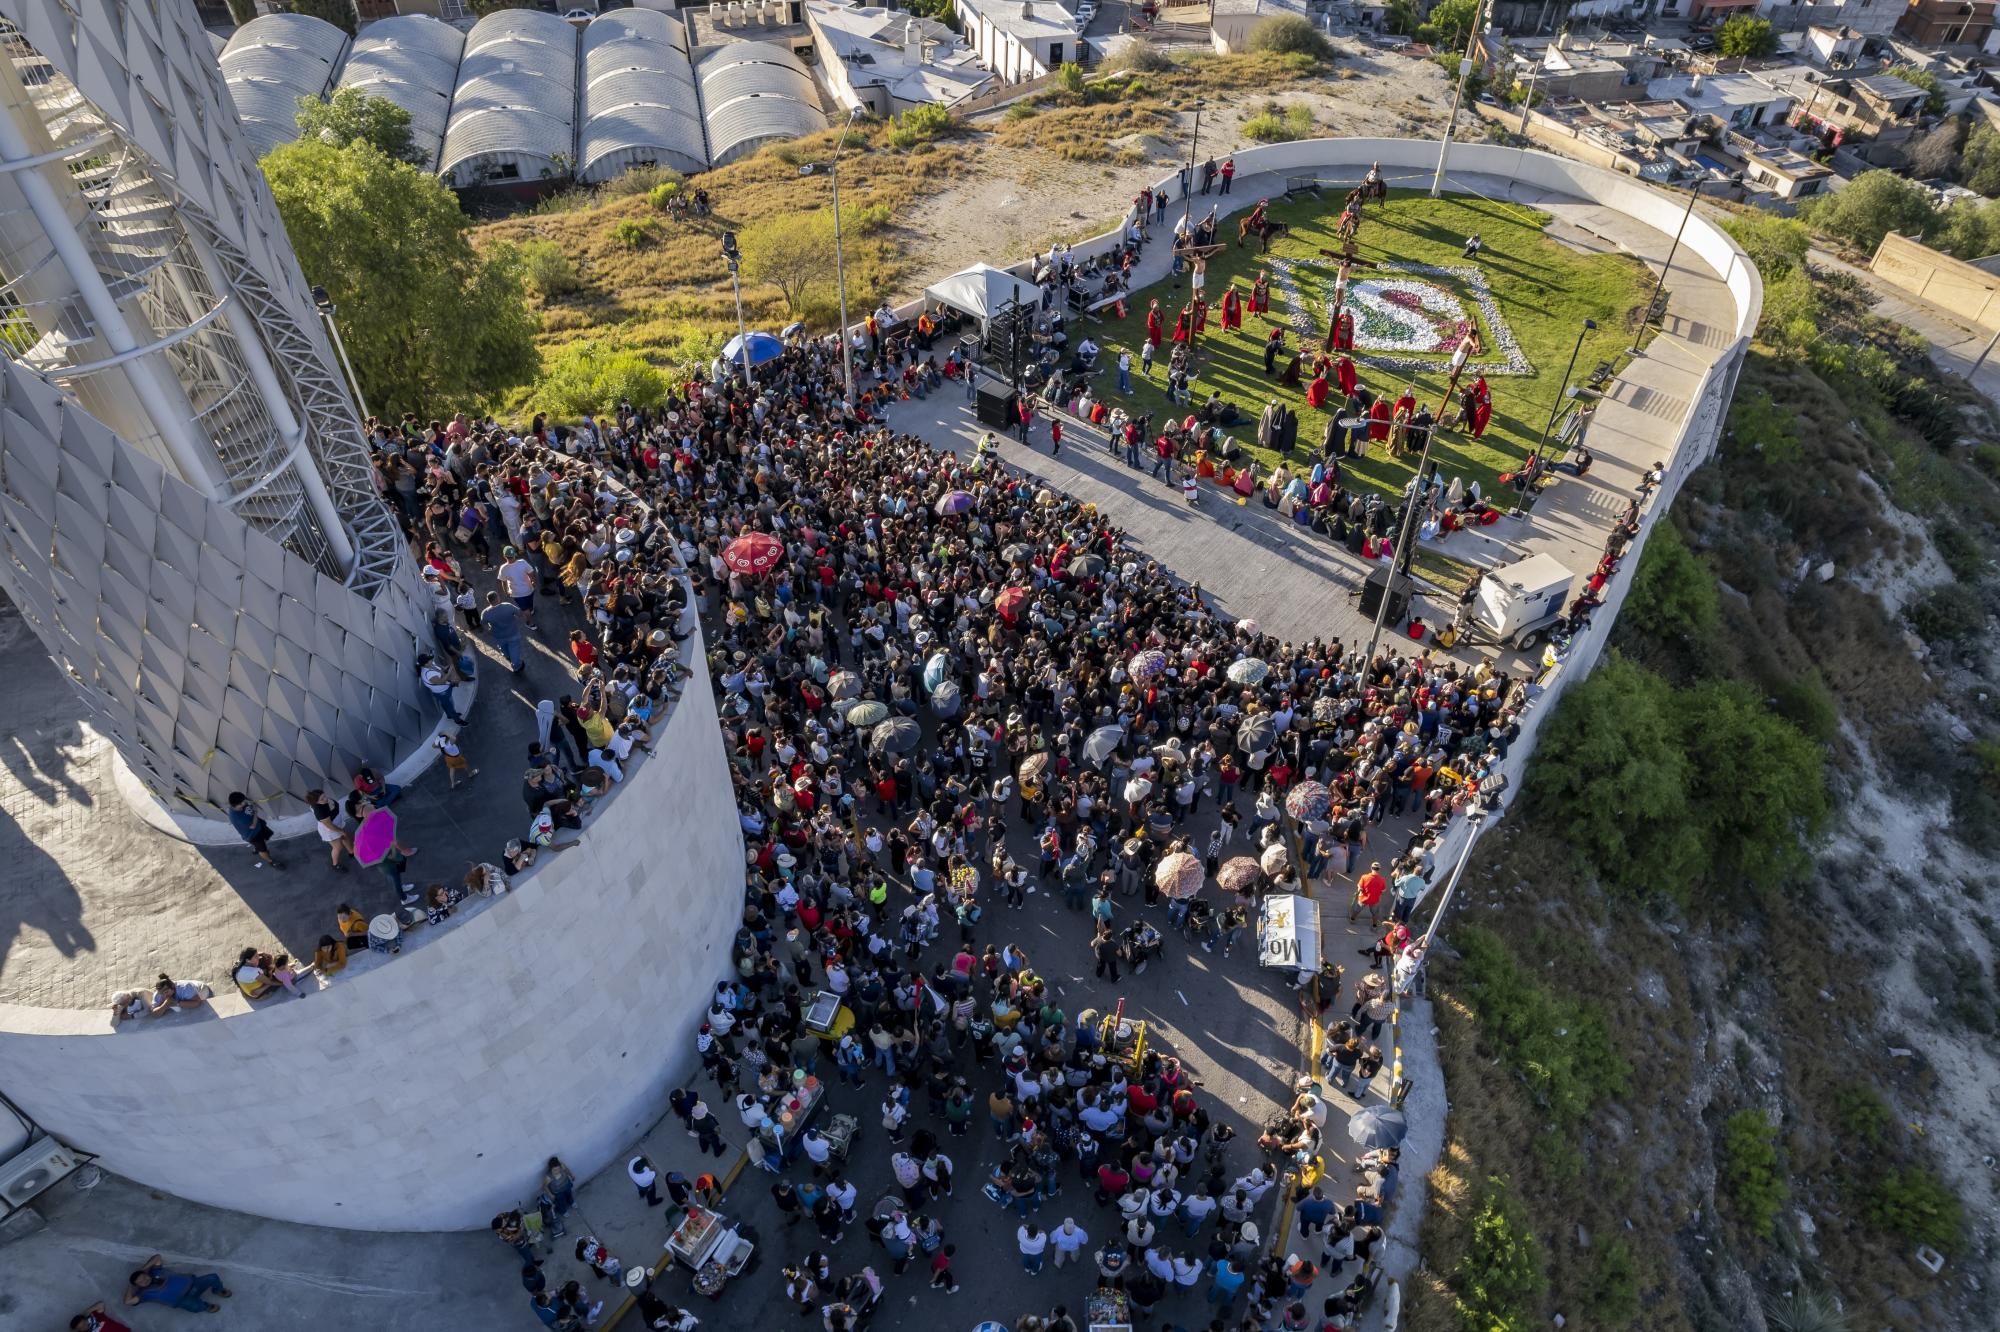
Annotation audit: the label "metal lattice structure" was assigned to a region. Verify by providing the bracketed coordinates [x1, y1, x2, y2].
[0, 0, 431, 816]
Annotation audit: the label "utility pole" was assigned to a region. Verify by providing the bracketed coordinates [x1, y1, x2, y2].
[721, 231, 754, 388]
[827, 106, 863, 405]
[1432, 0, 1492, 198]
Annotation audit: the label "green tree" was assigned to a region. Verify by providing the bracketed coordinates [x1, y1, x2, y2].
[1455, 1177, 1546, 1332]
[1962, 121, 2000, 198]
[1624, 521, 1719, 652]
[262, 140, 539, 416]
[1526, 654, 1697, 898]
[1715, 15, 1778, 59]
[1803, 170, 1938, 254]
[1888, 64, 1947, 117]
[1678, 680, 1828, 897]
[738, 210, 864, 316]
[1429, 0, 1480, 51]
[292, 87, 422, 165]
[1932, 198, 2000, 262]
[1244, 14, 1334, 61]
[534, 341, 668, 418]
[1721, 1110, 1787, 1236]
[1723, 212, 1811, 281]
[286, 0, 357, 35]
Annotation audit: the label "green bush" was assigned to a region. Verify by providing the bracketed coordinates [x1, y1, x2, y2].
[1123, 39, 1174, 73]
[517, 239, 581, 298]
[1908, 583, 1984, 644]
[610, 218, 656, 249]
[1678, 679, 1829, 893]
[1721, 1110, 1786, 1237]
[885, 101, 953, 149]
[1865, 1165, 1965, 1252]
[534, 341, 667, 418]
[1803, 171, 1938, 255]
[1934, 523, 1984, 581]
[1624, 521, 1719, 652]
[1833, 1084, 1894, 1148]
[1242, 104, 1316, 143]
[1245, 14, 1334, 61]
[1765, 1287, 1854, 1332]
[1415, 23, 1439, 46]
[1771, 670, 1839, 746]
[1454, 1176, 1546, 1332]
[1004, 103, 1039, 122]
[1715, 14, 1778, 58]
[1056, 60, 1088, 97]
[1454, 925, 1630, 1123]
[1584, 1237, 1641, 1327]
[646, 180, 683, 211]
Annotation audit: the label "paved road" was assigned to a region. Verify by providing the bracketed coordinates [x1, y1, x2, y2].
[1808, 242, 2000, 410]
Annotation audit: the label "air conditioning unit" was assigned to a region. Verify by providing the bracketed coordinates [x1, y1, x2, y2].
[0, 1137, 81, 1210]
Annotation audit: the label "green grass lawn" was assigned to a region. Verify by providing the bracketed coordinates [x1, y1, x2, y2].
[1091, 190, 1651, 500]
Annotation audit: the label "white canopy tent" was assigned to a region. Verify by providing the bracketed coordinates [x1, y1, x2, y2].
[923, 263, 1042, 330]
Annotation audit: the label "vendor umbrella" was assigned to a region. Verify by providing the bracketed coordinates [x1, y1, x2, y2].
[1217, 855, 1264, 892]
[1348, 1105, 1409, 1150]
[354, 808, 399, 867]
[1260, 842, 1291, 876]
[1069, 553, 1106, 577]
[936, 489, 976, 516]
[721, 330, 786, 367]
[827, 670, 862, 702]
[843, 699, 889, 727]
[1237, 714, 1276, 755]
[1155, 851, 1205, 900]
[1018, 752, 1051, 782]
[1285, 780, 1332, 822]
[996, 586, 1030, 625]
[1226, 657, 1269, 686]
[721, 531, 784, 576]
[1083, 724, 1125, 764]
[1128, 649, 1168, 681]
[870, 716, 922, 754]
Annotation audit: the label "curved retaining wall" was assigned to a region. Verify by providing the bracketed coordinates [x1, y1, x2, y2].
[0, 645, 744, 1232]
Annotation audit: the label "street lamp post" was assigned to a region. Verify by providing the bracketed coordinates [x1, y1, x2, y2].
[1642, 173, 1733, 334]
[720, 231, 754, 388]
[310, 285, 369, 423]
[1416, 800, 1492, 957]
[1530, 318, 1597, 470]
[1360, 407, 1446, 666]
[1180, 99, 1206, 233]
[828, 107, 862, 406]
[1431, 0, 1491, 198]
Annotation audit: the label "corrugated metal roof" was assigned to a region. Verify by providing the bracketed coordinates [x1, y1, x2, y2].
[697, 43, 826, 167]
[440, 8, 579, 184]
[336, 15, 465, 172]
[577, 10, 704, 180]
[219, 14, 348, 159]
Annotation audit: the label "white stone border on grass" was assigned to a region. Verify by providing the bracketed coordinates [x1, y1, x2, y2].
[1267, 258, 1534, 377]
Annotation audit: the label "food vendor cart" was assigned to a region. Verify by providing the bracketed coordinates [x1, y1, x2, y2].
[1096, 998, 1148, 1069]
[1258, 892, 1321, 982]
[1087, 1286, 1133, 1332]
[803, 989, 854, 1039]
[755, 1075, 828, 1159]
[664, 1204, 755, 1299]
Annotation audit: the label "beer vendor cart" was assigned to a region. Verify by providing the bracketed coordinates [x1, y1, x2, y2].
[664, 1203, 755, 1299]
[1087, 1286, 1133, 1332]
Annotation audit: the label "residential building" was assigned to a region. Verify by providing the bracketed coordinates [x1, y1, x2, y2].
[1649, 69, 1799, 130]
[1895, 0, 1994, 43]
[806, 0, 998, 114]
[1755, 0, 1905, 34]
[1789, 71, 1926, 158]
[1730, 133, 1835, 197]
[1801, 22, 1867, 66]
[1688, 0, 1763, 23]
[956, 0, 1083, 83]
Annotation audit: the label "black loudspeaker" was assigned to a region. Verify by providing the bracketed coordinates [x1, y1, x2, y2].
[975, 381, 1018, 428]
[1358, 568, 1413, 623]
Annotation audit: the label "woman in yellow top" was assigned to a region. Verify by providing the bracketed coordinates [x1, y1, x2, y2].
[313, 935, 349, 976]
[335, 904, 370, 952]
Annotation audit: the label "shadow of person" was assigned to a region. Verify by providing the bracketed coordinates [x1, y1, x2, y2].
[0, 799, 97, 980]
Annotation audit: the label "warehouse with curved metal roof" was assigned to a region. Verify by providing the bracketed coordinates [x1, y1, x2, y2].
[218, 13, 349, 159]
[576, 10, 707, 182]
[334, 14, 465, 174]
[697, 42, 827, 169]
[438, 8, 580, 189]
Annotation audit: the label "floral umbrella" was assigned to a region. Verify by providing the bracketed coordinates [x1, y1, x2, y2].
[1236, 618, 1260, 637]
[1312, 696, 1340, 724]
[1260, 842, 1291, 876]
[950, 865, 980, 894]
[1155, 851, 1205, 900]
[1227, 657, 1269, 686]
[936, 489, 975, 516]
[721, 531, 783, 576]
[827, 671, 862, 702]
[1018, 752, 1051, 782]
[1217, 856, 1264, 892]
[1128, 649, 1168, 681]
[843, 699, 889, 727]
[1285, 780, 1332, 822]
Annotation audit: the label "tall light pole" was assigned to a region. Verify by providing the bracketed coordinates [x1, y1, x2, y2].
[1530, 318, 1596, 470]
[1180, 99, 1207, 233]
[1641, 173, 1734, 335]
[1361, 407, 1445, 665]
[828, 106, 862, 406]
[1431, 0, 1490, 198]
[720, 231, 754, 388]
[311, 285, 369, 424]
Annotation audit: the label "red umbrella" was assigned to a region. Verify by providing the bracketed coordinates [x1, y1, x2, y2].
[722, 531, 784, 576]
[996, 586, 1029, 625]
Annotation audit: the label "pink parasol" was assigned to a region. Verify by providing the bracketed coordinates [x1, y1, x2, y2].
[354, 808, 399, 866]
[722, 531, 784, 576]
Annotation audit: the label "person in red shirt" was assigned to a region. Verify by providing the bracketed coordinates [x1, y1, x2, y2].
[1352, 862, 1389, 927]
[568, 630, 597, 672]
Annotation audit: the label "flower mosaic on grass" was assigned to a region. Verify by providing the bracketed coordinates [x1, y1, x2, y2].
[1266, 259, 1532, 377]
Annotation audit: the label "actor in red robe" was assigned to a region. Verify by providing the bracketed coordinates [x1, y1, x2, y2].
[1305, 372, 1331, 410]
[1250, 271, 1270, 314]
[1333, 310, 1355, 353]
[1335, 355, 1358, 398]
[1192, 295, 1208, 333]
[1220, 286, 1242, 330]
[1368, 395, 1393, 443]
[1172, 307, 1191, 343]
[1145, 299, 1163, 349]
[1470, 376, 1493, 438]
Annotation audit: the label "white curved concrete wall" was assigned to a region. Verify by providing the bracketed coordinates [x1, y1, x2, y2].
[0, 649, 744, 1232]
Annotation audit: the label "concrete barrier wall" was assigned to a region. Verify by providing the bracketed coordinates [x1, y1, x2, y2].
[1870, 231, 2000, 333]
[0, 646, 745, 1232]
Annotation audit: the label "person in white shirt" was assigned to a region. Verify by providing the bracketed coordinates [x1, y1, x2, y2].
[627, 1155, 663, 1207]
[1018, 1222, 1048, 1274]
[1050, 1218, 1090, 1267]
[799, 1129, 831, 1174]
[1144, 1244, 1174, 1280]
